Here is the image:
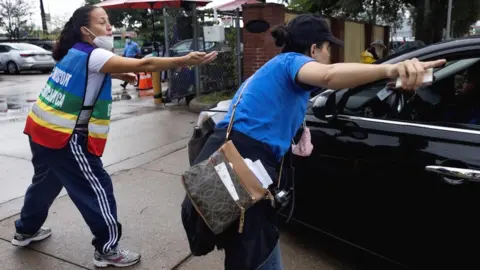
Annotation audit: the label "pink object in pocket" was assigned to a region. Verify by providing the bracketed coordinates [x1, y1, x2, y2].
[292, 122, 313, 157]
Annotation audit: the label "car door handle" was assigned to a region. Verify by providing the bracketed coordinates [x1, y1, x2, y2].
[425, 166, 480, 182]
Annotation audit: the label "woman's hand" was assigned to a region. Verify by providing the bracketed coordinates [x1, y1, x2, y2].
[113, 73, 137, 85]
[183, 51, 218, 66]
[386, 58, 446, 90]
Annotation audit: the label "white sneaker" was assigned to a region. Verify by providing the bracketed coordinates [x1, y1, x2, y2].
[11, 227, 52, 247]
[93, 246, 141, 268]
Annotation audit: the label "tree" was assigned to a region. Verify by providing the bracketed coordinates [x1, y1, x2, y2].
[289, 0, 408, 31]
[39, 0, 47, 34]
[289, 0, 480, 45]
[0, 0, 33, 39]
[408, 0, 480, 43]
[50, 13, 69, 34]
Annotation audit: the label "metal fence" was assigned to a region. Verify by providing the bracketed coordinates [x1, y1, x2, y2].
[161, 6, 242, 103]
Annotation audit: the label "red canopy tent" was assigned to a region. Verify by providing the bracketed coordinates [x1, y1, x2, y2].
[96, 0, 210, 9]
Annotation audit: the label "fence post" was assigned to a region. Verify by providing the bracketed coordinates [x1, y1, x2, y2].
[163, 8, 171, 101]
[192, 3, 201, 98]
[235, 8, 242, 88]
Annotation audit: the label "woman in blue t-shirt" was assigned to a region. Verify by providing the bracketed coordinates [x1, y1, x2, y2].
[182, 14, 445, 270]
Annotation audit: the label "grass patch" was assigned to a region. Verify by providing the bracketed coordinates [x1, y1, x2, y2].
[197, 91, 235, 104]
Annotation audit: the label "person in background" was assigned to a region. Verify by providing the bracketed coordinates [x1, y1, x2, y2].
[12, 5, 216, 268]
[181, 14, 445, 270]
[361, 39, 387, 64]
[120, 35, 141, 89]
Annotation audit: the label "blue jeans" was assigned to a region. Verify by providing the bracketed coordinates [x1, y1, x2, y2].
[256, 241, 284, 270]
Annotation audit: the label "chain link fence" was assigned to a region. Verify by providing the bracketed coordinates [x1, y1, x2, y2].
[162, 6, 242, 103]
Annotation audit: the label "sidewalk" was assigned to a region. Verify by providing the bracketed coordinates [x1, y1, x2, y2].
[0, 147, 345, 270]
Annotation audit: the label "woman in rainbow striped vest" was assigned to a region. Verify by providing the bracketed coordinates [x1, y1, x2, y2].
[11, 5, 217, 268]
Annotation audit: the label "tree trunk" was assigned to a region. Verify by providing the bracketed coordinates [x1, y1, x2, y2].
[371, 0, 377, 24]
[40, 0, 48, 35]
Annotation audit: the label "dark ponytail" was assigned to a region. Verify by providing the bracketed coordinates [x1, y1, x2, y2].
[271, 23, 314, 54]
[271, 25, 290, 48]
[52, 5, 98, 61]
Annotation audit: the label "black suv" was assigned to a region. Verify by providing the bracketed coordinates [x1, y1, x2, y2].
[187, 36, 480, 269]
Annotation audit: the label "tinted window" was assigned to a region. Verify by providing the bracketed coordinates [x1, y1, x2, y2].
[172, 41, 192, 52]
[340, 58, 476, 120]
[341, 79, 394, 118]
[342, 57, 480, 130]
[393, 57, 480, 130]
[10, 43, 45, 51]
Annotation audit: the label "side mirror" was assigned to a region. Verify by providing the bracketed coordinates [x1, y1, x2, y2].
[312, 89, 337, 120]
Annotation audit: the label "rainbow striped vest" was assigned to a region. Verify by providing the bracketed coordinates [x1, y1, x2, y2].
[24, 42, 112, 157]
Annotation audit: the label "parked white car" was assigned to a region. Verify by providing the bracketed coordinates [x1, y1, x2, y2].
[0, 43, 56, 74]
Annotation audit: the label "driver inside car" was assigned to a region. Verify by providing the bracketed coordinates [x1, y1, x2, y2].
[444, 64, 480, 124]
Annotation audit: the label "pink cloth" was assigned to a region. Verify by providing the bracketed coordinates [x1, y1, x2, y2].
[292, 126, 313, 157]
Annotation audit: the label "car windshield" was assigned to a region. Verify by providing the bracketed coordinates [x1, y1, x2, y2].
[11, 43, 45, 51]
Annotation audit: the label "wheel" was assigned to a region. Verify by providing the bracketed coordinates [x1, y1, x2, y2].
[6, 61, 18, 74]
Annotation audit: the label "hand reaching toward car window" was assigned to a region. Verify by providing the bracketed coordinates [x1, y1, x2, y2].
[184, 51, 218, 66]
[386, 58, 446, 91]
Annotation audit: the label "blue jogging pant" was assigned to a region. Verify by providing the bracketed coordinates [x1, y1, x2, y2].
[15, 132, 122, 254]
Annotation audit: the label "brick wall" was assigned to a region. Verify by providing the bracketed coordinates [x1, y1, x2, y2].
[242, 3, 286, 80]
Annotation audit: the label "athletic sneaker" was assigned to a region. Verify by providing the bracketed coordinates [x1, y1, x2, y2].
[11, 227, 52, 247]
[93, 247, 141, 268]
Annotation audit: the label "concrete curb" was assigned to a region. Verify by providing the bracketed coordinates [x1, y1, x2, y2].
[188, 97, 217, 113]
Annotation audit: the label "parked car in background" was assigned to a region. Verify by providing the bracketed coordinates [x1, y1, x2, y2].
[187, 35, 480, 269]
[0, 43, 55, 74]
[27, 40, 55, 51]
[140, 41, 164, 57]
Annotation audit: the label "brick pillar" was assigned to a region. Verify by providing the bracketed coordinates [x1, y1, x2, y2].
[242, 3, 286, 80]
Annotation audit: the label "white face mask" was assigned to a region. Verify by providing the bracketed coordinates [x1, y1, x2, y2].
[84, 28, 114, 51]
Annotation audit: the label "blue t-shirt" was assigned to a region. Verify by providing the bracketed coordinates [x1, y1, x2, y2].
[123, 41, 140, 58]
[217, 52, 315, 160]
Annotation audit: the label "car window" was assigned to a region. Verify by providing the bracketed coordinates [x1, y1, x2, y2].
[341, 56, 480, 130]
[340, 57, 480, 121]
[392, 57, 480, 130]
[341, 79, 393, 118]
[0, 45, 7, 53]
[197, 40, 215, 51]
[172, 40, 192, 52]
[10, 43, 45, 51]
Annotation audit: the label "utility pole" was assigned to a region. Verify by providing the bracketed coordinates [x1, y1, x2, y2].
[40, 0, 48, 35]
[446, 0, 452, 39]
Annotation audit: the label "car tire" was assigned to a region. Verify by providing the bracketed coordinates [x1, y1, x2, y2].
[6, 61, 18, 74]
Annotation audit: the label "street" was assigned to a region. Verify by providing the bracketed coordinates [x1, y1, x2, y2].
[0, 73, 372, 270]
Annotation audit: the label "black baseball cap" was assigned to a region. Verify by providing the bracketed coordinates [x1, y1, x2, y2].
[287, 14, 344, 47]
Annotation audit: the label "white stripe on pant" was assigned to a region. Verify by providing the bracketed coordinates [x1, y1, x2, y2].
[69, 134, 118, 254]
